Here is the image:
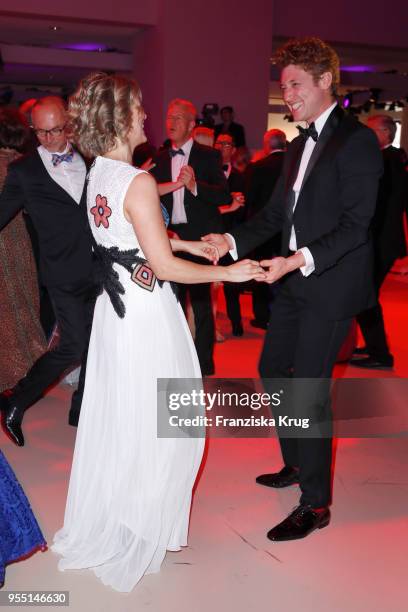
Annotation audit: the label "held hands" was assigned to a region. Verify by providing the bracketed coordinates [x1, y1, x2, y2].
[178, 165, 196, 192]
[201, 233, 232, 258]
[259, 252, 306, 284]
[227, 259, 266, 283]
[183, 240, 220, 264]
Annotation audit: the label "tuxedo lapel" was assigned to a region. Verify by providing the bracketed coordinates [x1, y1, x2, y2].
[284, 137, 305, 222]
[299, 106, 343, 192]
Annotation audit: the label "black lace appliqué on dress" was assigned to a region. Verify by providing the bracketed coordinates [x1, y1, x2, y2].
[93, 243, 177, 319]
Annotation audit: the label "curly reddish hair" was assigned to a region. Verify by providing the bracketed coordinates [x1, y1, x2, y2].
[68, 72, 142, 157]
[274, 37, 340, 94]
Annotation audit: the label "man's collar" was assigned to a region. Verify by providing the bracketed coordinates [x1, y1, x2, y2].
[38, 142, 71, 158]
[313, 102, 338, 136]
[171, 137, 194, 156]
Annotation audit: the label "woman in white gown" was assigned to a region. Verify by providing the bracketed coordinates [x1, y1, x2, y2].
[52, 72, 264, 592]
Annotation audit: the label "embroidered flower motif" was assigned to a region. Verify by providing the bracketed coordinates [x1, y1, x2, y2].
[91, 194, 112, 228]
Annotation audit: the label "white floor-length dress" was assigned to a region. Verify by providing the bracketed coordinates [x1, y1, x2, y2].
[52, 158, 204, 592]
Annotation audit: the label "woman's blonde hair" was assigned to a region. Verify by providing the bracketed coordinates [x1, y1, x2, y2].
[68, 72, 142, 157]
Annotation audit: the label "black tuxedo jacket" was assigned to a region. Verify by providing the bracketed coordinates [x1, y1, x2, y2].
[151, 142, 230, 240]
[372, 145, 407, 265]
[0, 150, 93, 287]
[232, 106, 383, 320]
[245, 151, 285, 219]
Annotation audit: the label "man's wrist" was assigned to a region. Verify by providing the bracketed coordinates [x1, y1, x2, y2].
[287, 251, 306, 272]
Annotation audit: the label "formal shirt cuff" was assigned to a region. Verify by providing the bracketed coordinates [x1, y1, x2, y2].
[298, 247, 315, 276]
[225, 233, 238, 260]
[190, 183, 198, 196]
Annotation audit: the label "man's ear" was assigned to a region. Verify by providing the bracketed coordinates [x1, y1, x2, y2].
[319, 71, 333, 92]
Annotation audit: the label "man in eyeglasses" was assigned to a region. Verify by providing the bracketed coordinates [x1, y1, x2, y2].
[0, 96, 95, 446]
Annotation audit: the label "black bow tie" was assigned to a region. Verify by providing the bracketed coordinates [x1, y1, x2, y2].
[170, 148, 185, 158]
[297, 123, 318, 142]
[222, 164, 229, 172]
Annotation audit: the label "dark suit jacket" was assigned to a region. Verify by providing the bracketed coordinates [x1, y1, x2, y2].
[0, 150, 93, 287]
[372, 145, 407, 265]
[151, 142, 231, 240]
[221, 167, 246, 233]
[245, 151, 285, 219]
[232, 106, 383, 320]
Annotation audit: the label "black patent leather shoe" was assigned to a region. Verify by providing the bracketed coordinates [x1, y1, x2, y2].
[0, 395, 25, 447]
[256, 466, 299, 488]
[267, 504, 331, 541]
[349, 356, 394, 370]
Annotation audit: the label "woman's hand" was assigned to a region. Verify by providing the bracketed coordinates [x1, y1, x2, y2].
[225, 259, 266, 283]
[170, 239, 220, 264]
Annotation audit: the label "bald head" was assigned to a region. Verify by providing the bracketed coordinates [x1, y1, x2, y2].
[31, 96, 68, 153]
[263, 129, 286, 155]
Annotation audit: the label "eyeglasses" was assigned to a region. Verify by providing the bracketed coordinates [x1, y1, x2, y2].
[215, 142, 233, 148]
[31, 125, 66, 137]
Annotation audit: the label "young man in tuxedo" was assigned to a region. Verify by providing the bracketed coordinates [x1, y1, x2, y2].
[0, 96, 95, 446]
[350, 114, 407, 370]
[151, 99, 230, 375]
[245, 129, 287, 329]
[203, 37, 382, 540]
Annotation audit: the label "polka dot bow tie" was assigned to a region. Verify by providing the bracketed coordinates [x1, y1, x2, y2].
[51, 147, 74, 166]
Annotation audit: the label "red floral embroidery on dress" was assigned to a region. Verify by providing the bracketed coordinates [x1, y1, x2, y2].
[91, 194, 112, 228]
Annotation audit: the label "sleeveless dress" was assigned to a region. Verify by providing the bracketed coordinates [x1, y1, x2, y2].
[0, 451, 46, 588]
[52, 158, 204, 592]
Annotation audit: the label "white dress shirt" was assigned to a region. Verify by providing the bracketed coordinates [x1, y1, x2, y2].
[227, 102, 337, 276]
[37, 143, 86, 205]
[171, 137, 195, 224]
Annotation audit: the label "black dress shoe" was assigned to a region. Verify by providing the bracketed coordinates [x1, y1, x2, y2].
[232, 322, 244, 337]
[250, 319, 268, 330]
[256, 465, 299, 488]
[267, 504, 331, 541]
[0, 395, 25, 447]
[349, 356, 394, 370]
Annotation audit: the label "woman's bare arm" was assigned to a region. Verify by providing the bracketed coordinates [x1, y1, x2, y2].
[124, 173, 264, 284]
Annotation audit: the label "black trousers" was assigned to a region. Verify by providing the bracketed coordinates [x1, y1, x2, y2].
[259, 273, 351, 508]
[178, 282, 215, 373]
[356, 257, 394, 361]
[12, 279, 97, 417]
[223, 282, 242, 328]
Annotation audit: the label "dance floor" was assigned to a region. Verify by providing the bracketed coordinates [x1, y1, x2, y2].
[2, 273, 407, 611]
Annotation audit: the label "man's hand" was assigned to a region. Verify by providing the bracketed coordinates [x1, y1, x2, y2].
[178, 165, 196, 192]
[231, 192, 245, 207]
[259, 251, 306, 284]
[201, 233, 232, 258]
